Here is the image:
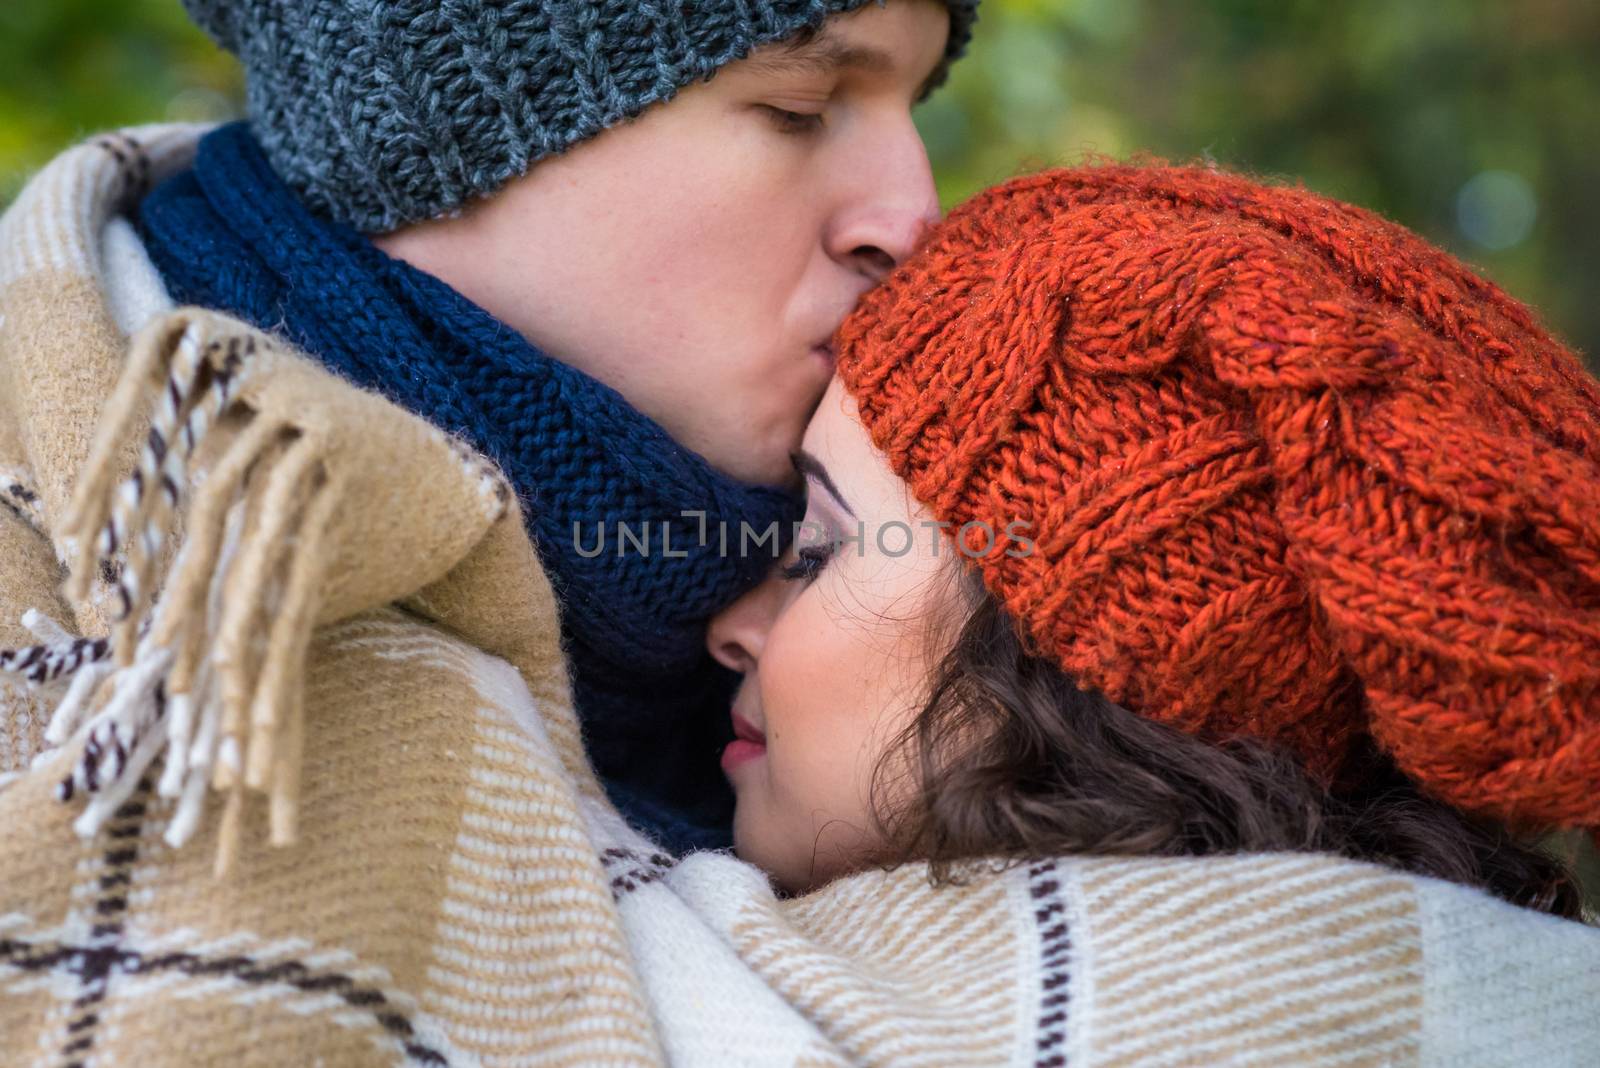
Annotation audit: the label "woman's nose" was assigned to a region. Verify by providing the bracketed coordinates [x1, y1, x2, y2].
[706, 577, 785, 673]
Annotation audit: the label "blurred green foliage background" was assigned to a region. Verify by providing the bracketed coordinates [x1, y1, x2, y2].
[1, 0, 1598, 911]
[919, 0, 1600, 369]
[3, 0, 1596, 367]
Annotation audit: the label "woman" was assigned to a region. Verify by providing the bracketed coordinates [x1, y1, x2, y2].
[708, 161, 1600, 912]
[609, 164, 1596, 1065]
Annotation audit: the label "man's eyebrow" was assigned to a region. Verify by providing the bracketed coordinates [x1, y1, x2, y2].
[790, 449, 856, 518]
[744, 36, 934, 97]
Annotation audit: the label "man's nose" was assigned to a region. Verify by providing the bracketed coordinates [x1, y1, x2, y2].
[706, 576, 786, 673]
[826, 123, 942, 286]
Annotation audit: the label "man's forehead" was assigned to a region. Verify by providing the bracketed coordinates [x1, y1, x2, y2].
[737, 6, 947, 96]
[743, 31, 895, 80]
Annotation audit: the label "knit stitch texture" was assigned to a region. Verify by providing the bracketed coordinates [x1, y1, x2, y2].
[136, 121, 803, 851]
[0, 120, 670, 1048]
[178, 0, 981, 232]
[835, 163, 1600, 837]
[4, 126, 1600, 1067]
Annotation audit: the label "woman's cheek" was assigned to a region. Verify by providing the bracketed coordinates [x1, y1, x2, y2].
[762, 594, 859, 780]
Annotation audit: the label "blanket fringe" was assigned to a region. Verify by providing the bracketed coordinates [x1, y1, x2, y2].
[26, 319, 338, 874]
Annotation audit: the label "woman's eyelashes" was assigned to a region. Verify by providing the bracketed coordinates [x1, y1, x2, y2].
[779, 542, 835, 583]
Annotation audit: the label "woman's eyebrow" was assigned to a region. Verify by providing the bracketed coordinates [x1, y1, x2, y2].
[790, 448, 857, 517]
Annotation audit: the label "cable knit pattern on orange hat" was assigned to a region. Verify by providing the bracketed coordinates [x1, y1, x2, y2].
[834, 163, 1600, 835]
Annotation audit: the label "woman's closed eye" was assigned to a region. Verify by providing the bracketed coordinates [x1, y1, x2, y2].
[781, 449, 852, 583]
[779, 543, 834, 583]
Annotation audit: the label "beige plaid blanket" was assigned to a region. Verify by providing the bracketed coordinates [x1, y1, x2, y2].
[2, 125, 1597, 1067]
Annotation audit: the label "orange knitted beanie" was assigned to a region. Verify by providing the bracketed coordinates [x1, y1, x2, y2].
[834, 164, 1600, 836]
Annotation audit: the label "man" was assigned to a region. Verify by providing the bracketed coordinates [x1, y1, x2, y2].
[132, 0, 977, 850]
[0, 1, 975, 1062]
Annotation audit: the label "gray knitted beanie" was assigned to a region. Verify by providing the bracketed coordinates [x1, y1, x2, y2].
[181, 0, 980, 233]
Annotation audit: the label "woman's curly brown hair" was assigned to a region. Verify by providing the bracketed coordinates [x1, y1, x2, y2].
[868, 571, 1589, 921]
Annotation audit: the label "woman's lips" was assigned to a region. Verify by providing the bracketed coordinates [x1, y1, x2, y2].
[731, 711, 765, 744]
[721, 739, 766, 773]
[723, 711, 767, 774]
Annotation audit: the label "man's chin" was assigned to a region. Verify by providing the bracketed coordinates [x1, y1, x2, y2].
[704, 441, 805, 490]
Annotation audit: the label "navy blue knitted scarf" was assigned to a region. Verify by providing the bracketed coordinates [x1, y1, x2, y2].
[136, 121, 801, 852]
